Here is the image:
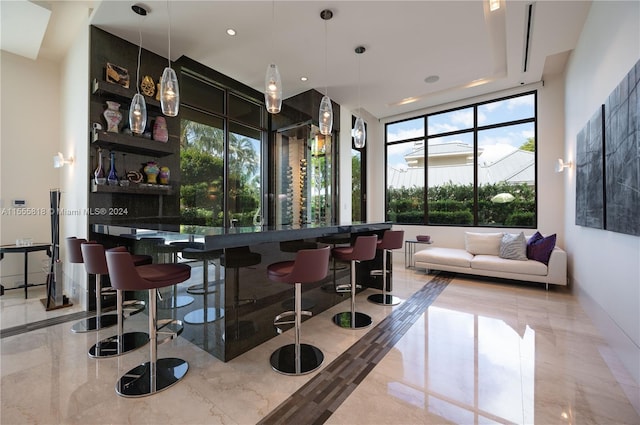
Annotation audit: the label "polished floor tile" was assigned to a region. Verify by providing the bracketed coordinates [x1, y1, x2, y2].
[1, 260, 638, 424]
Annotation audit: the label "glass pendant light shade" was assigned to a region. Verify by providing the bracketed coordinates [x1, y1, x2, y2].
[319, 95, 333, 135]
[160, 67, 180, 116]
[353, 116, 366, 148]
[265, 63, 282, 114]
[129, 93, 147, 134]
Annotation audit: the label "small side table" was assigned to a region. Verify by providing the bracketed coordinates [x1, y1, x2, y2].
[405, 240, 433, 268]
[0, 243, 51, 298]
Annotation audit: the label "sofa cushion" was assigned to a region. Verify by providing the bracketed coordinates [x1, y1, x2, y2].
[414, 247, 474, 268]
[464, 232, 503, 256]
[499, 232, 527, 261]
[471, 255, 548, 276]
[527, 232, 556, 265]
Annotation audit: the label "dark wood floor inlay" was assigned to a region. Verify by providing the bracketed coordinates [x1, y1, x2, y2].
[258, 272, 453, 425]
[0, 310, 93, 339]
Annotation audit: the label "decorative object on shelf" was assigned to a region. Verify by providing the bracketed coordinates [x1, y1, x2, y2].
[129, 5, 148, 134]
[105, 62, 129, 88]
[94, 147, 106, 185]
[353, 46, 367, 149]
[160, 0, 180, 116]
[319, 9, 333, 136]
[140, 75, 155, 97]
[107, 151, 119, 186]
[159, 166, 170, 184]
[143, 161, 160, 184]
[119, 153, 130, 187]
[152, 116, 168, 142]
[103, 101, 122, 133]
[127, 170, 143, 183]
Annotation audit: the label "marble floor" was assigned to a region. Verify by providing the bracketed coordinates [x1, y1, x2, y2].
[1, 259, 639, 424]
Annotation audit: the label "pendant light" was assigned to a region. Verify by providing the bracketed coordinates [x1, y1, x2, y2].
[160, 0, 179, 116]
[353, 46, 366, 148]
[129, 4, 147, 134]
[319, 9, 333, 136]
[265, 1, 282, 114]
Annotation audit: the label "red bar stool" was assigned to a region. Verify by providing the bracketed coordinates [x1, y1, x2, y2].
[331, 235, 378, 329]
[367, 230, 405, 306]
[106, 249, 191, 397]
[267, 245, 330, 375]
[81, 243, 150, 358]
[67, 237, 119, 333]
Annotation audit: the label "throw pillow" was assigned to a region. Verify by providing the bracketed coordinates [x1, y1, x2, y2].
[527, 233, 556, 265]
[464, 232, 503, 256]
[526, 231, 543, 258]
[499, 232, 527, 260]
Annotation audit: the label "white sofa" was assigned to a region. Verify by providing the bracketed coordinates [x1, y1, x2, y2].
[413, 232, 567, 289]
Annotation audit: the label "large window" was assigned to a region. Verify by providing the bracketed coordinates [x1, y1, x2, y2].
[386, 91, 536, 227]
[180, 71, 264, 227]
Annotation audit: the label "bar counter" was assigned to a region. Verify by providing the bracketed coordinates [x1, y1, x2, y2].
[91, 222, 392, 361]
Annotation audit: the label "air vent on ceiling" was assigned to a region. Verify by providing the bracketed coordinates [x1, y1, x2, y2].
[522, 2, 535, 73]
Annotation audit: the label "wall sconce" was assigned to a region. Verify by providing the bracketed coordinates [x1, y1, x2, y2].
[53, 152, 74, 168]
[555, 158, 573, 173]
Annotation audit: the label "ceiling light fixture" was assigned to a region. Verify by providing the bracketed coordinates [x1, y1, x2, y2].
[319, 9, 334, 136]
[300, 76, 308, 82]
[226, 28, 236, 36]
[489, 0, 501, 12]
[353, 46, 366, 149]
[160, 0, 179, 117]
[424, 75, 440, 84]
[265, 0, 282, 114]
[129, 4, 147, 134]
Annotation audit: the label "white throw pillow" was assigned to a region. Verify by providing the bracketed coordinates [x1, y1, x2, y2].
[499, 232, 528, 261]
[464, 232, 503, 255]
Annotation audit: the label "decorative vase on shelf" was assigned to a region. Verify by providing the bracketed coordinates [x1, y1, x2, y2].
[143, 161, 160, 184]
[103, 101, 122, 133]
[153, 116, 168, 142]
[158, 166, 170, 185]
[94, 148, 106, 185]
[107, 151, 118, 186]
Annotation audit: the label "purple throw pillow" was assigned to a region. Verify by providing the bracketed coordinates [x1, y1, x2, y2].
[527, 233, 556, 265]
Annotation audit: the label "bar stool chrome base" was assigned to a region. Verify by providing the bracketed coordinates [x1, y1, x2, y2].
[71, 314, 118, 333]
[183, 307, 224, 324]
[270, 343, 324, 375]
[186, 280, 221, 295]
[367, 293, 402, 306]
[115, 357, 189, 398]
[89, 332, 149, 358]
[332, 311, 372, 329]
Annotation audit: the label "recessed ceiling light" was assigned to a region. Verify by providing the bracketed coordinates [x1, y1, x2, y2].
[226, 28, 236, 36]
[300, 76, 308, 82]
[424, 75, 439, 84]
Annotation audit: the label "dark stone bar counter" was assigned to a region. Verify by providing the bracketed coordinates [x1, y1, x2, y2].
[90, 222, 391, 361]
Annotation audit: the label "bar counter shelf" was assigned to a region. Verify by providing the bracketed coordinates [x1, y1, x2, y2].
[90, 222, 392, 362]
[91, 181, 174, 195]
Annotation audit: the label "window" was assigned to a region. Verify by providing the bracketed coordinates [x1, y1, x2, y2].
[386, 91, 536, 227]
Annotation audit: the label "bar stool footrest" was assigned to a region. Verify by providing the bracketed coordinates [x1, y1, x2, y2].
[270, 343, 324, 375]
[186, 279, 223, 295]
[156, 319, 184, 344]
[89, 331, 149, 358]
[122, 299, 146, 317]
[115, 357, 189, 398]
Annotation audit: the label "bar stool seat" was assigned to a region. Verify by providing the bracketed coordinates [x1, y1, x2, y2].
[268, 246, 330, 375]
[368, 230, 405, 306]
[106, 249, 191, 397]
[68, 237, 119, 333]
[331, 235, 378, 329]
[81, 244, 149, 358]
[182, 247, 224, 324]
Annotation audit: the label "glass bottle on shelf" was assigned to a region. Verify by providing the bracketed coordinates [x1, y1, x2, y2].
[107, 151, 118, 186]
[94, 147, 106, 185]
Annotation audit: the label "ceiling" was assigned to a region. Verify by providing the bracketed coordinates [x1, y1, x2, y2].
[2, 0, 592, 120]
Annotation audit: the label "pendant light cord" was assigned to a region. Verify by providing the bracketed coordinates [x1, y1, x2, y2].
[136, 15, 142, 95]
[324, 18, 328, 96]
[167, 0, 172, 68]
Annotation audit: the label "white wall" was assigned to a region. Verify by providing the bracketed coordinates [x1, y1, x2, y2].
[59, 23, 90, 307]
[564, 0, 640, 385]
[0, 51, 61, 290]
[374, 79, 566, 248]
